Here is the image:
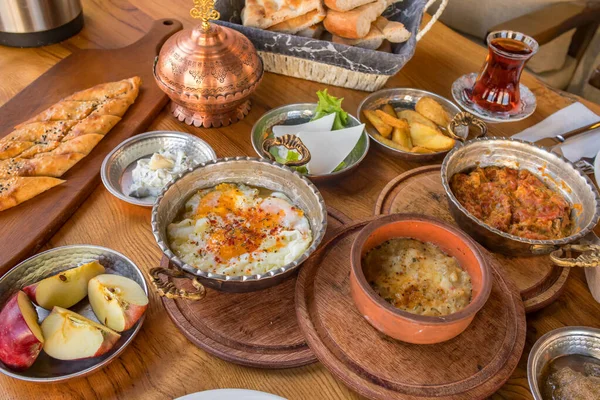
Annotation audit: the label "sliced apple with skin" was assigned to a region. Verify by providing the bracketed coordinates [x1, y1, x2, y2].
[23, 260, 105, 309]
[0, 291, 44, 370]
[41, 307, 120, 361]
[88, 274, 148, 332]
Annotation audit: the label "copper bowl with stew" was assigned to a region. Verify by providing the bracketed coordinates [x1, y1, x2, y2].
[441, 137, 600, 258]
[350, 214, 492, 344]
[151, 157, 327, 296]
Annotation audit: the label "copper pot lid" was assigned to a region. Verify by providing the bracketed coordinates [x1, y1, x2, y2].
[154, 0, 263, 127]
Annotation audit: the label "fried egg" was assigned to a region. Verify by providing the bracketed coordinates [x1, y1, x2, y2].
[167, 183, 312, 276]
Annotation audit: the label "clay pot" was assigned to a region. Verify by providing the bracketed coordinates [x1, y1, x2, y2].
[350, 214, 492, 344]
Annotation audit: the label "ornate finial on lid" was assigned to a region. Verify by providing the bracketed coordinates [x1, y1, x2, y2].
[190, 0, 220, 31]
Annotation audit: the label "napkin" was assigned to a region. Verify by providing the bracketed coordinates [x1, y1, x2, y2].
[512, 102, 600, 162]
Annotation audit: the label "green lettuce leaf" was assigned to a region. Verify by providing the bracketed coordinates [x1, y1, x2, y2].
[312, 89, 348, 131]
[269, 147, 308, 174]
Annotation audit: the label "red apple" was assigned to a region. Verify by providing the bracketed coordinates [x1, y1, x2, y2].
[23, 260, 105, 309]
[0, 291, 44, 370]
[88, 274, 148, 332]
[41, 307, 120, 361]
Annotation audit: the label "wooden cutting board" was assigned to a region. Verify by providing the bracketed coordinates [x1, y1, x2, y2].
[295, 219, 526, 400]
[375, 165, 571, 313]
[161, 207, 351, 369]
[0, 19, 182, 275]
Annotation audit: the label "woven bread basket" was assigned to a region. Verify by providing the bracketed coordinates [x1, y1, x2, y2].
[215, 0, 447, 91]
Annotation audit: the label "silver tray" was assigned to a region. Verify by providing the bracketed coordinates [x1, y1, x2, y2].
[0, 245, 147, 382]
[101, 131, 217, 207]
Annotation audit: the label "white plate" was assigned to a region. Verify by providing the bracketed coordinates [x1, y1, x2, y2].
[176, 389, 286, 400]
[594, 148, 600, 187]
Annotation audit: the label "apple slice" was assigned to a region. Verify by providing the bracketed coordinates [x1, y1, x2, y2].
[23, 260, 105, 309]
[88, 274, 148, 332]
[41, 307, 120, 361]
[0, 291, 44, 370]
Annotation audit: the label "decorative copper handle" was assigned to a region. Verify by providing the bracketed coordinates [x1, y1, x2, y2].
[447, 111, 488, 142]
[550, 244, 600, 268]
[149, 267, 206, 300]
[262, 134, 312, 167]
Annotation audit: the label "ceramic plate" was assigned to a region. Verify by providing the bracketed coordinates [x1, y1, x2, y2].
[101, 131, 217, 207]
[452, 73, 536, 123]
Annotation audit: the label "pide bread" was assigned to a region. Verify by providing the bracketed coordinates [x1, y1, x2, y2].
[0, 77, 140, 210]
[374, 16, 411, 43]
[297, 23, 325, 38]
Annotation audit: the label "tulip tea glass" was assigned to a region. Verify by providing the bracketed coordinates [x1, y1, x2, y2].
[469, 31, 539, 114]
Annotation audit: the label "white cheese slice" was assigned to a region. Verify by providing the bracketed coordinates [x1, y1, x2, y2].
[272, 113, 336, 137]
[297, 124, 365, 175]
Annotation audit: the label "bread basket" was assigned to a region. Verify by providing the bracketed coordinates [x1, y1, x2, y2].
[214, 0, 447, 91]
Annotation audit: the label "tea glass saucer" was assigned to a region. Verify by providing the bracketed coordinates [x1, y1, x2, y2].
[451, 73, 536, 123]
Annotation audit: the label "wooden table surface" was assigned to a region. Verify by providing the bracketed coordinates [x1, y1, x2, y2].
[1, 1, 599, 399]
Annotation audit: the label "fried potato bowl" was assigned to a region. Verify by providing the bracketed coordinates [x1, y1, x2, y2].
[358, 89, 484, 162]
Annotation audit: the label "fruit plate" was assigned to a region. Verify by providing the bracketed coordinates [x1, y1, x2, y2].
[0, 245, 147, 382]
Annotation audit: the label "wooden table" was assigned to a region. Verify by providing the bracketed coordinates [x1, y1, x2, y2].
[1, 1, 599, 399]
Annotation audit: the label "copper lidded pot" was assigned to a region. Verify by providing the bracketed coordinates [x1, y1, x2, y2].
[153, 1, 263, 128]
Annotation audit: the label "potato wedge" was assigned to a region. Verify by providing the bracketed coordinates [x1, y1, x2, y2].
[363, 110, 392, 138]
[415, 97, 450, 127]
[409, 122, 455, 151]
[411, 146, 436, 153]
[371, 132, 410, 152]
[374, 110, 410, 130]
[381, 104, 396, 117]
[392, 127, 412, 149]
[396, 109, 440, 132]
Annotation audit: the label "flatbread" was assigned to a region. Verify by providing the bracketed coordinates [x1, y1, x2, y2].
[268, 5, 326, 34]
[0, 177, 65, 212]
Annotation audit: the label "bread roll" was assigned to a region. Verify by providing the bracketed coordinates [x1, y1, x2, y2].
[323, 0, 387, 39]
[332, 24, 384, 49]
[374, 16, 411, 43]
[268, 4, 326, 34]
[324, 0, 377, 12]
[242, 0, 321, 29]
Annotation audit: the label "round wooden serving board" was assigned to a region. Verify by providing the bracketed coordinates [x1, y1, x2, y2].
[295, 219, 527, 400]
[375, 165, 571, 313]
[160, 207, 351, 369]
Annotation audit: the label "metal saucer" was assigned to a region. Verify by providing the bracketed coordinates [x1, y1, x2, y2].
[101, 131, 217, 207]
[0, 245, 148, 382]
[452, 73, 537, 123]
[357, 88, 470, 162]
[251, 103, 369, 182]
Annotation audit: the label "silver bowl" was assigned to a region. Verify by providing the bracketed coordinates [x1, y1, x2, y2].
[441, 137, 600, 256]
[0, 245, 147, 382]
[251, 103, 369, 182]
[528, 326, 600, 400]
[101, 131, 217, 207]
[151, 157, 327, 294]
[357, 88, 476, 162]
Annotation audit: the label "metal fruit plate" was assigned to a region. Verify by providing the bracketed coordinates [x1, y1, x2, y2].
[101, 131, 217, 207]
[0, 245, 148, 382]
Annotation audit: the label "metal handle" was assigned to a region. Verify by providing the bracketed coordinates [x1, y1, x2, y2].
[149, 267, 206, 300]
[550, 244, 600, 268]
[446, 111, 488, 142]
[262, 134, 312, 167]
